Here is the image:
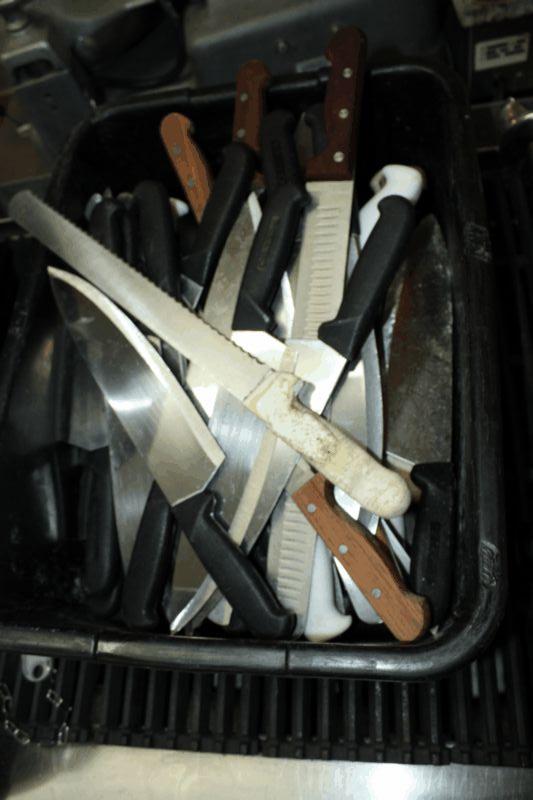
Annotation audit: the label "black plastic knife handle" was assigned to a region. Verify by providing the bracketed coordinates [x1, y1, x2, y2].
[411, 463, 455, 626]
[178, 493, 295, 640]
[89, 198, 125, 256]
[181, 142, 256, 307]
[121, 482, 176, 630]
[78, 454, 122, 618]
[134, 180, 180, 295]
[304, 103, 328, 157]
[232, 110, 309, 331]
[261, 109, 305, 193]
[318, 195, 415, 361]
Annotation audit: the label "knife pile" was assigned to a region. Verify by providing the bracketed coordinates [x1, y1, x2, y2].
[9, 25, 456, 645]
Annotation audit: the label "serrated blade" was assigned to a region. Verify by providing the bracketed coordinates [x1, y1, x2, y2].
[9, 191, 270, 404]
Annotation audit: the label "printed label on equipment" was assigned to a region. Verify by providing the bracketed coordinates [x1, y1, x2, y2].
[475, 33, 530, 71]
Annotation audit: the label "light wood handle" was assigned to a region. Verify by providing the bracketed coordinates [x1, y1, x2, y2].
[292, 474, 430, 642]
[160, 112, 213, 222]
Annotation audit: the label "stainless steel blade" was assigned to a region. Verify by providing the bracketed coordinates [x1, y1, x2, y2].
[106, 408, 154, 569]
[11, 192, 270, 404]
[290, 180, 353, 339]
[12, 193, 402, 515]
[386, 215, 453, 469]
[49, 269, 225, 505]
[186, 193, 265, 527]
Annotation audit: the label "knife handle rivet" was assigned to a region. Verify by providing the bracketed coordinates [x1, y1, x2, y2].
[307, 503, 317, 514]
[236, 128, 246, 139]
[187, 177, 196, 188]
[240, 92, 249, 102]
[339, 544, 348, 555]
[333, 151, 345, 163]
[342, 67, 353, 78]
[371, 588, 382, 599]
[339, 108, 349, 119]
[171, 144, 182, 156]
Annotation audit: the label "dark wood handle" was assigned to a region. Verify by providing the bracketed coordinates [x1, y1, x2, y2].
[292, 474, 430, 642]
[233, 59, 271, 154]
[160, 112, 213, 222]
[305, 27, 366, 181]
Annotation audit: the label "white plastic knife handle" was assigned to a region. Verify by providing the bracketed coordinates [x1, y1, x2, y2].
[359, 165, 425, 249]
[304, 536, 352, 642]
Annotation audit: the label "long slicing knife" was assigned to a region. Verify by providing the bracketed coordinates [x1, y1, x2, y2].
[50, 268, 295, 639]
[264, 69, 369, 638]
[9, 192, 410, 518]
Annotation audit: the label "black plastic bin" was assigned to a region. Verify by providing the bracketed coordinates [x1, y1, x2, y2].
[0, 60, 505, 679]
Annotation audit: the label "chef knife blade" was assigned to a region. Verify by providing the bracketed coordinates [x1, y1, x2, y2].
[386, 215, 454, 624]
[50, 268, 294, 639]
[10, 192, 409, 518]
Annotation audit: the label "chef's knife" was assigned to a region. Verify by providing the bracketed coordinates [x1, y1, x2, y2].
[10, 193, 409, 517]
[386, 215, 454, 625]
[50, 268, 295, 640]
[177, 194, 416, 633]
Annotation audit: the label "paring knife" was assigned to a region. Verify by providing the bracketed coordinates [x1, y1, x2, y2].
[386, 215, 454, 625]
[178, 193, 417, 633]
[161, 113, 256, 309]
[10, 193, 409, 519]
[50, 268, 295, 640]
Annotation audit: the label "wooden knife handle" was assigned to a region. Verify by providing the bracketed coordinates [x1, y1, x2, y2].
[305, 27, 366, 181]
[160, 112, 213, 223]
[233, 59, 271, 154]
[292, 474, 430, 642]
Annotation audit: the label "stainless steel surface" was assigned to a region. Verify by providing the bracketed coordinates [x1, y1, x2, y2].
[106, 409, 153, 569]
[50, 269, 224, 507]
[6, 744, 533, 799]
[386, 215, 453, 469]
